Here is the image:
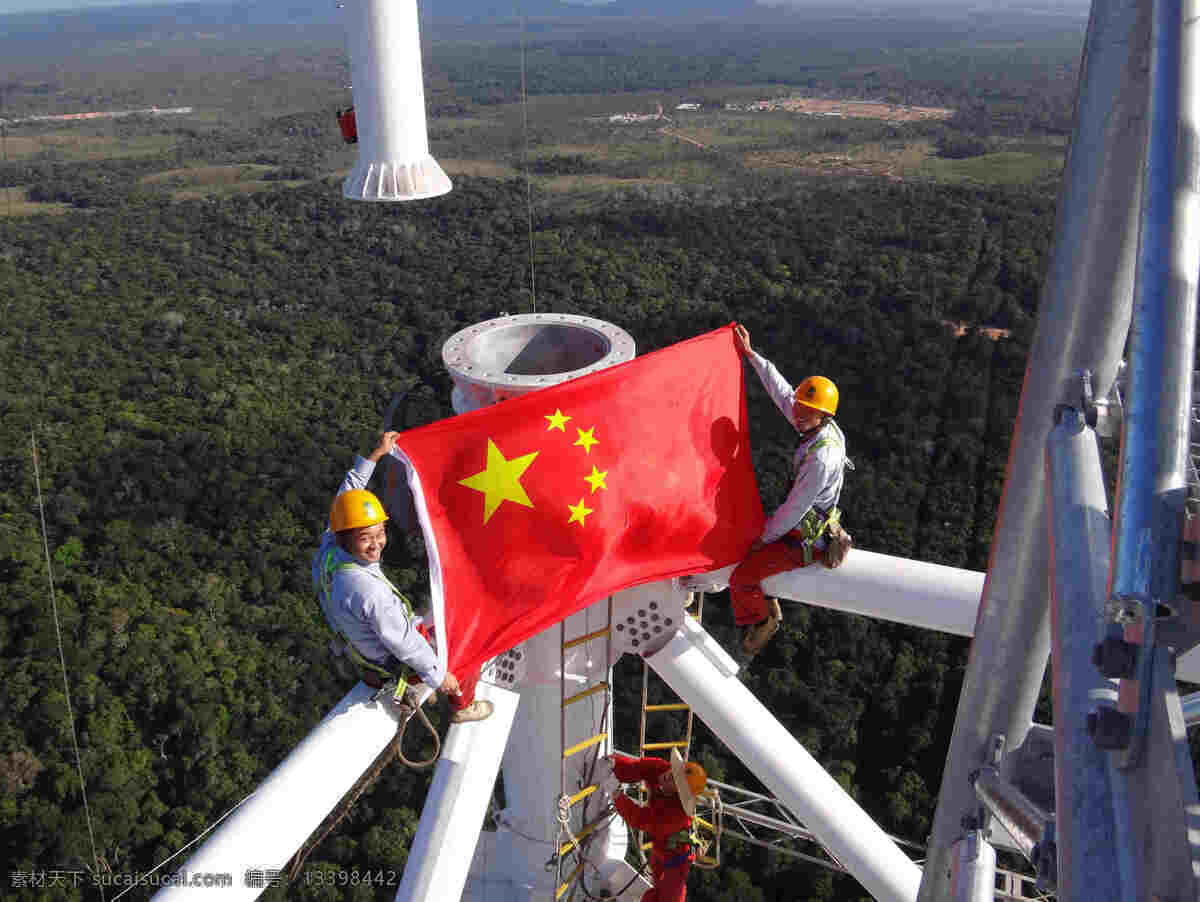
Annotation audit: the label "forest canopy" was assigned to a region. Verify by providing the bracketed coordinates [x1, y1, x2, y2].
[0, 2, 1119, 899]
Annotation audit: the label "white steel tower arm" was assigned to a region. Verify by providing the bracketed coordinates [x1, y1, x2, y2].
[153, 683, 412, 901]
[396, 682, 520, 902]
[690, 549, 1200, 683]
[646, 617, 922, 902]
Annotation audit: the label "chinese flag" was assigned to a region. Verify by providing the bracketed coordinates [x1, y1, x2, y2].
[393, 324, 764, 675]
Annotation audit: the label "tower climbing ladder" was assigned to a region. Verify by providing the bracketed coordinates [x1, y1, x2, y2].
[636, 593, 720, 870]
[554, 599, 615, 902]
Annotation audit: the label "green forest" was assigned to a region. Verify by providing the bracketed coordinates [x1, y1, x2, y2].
[0, 1, 1155, 899]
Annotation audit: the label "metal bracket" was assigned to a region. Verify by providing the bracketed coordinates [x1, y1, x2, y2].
[1074, 366, 1124, 437]
[1112, 594, 1156, 770]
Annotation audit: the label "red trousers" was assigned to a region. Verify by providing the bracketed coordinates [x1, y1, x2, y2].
[644, 850, 693, 902]
[729, 530, 820, 626]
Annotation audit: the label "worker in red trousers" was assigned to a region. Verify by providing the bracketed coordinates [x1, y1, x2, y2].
[602, 749, 707, 902]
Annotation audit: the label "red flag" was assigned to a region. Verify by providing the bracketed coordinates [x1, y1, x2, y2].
[393, 324, 764, 675]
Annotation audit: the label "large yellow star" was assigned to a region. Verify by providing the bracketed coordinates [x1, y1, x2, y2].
[574, 426, 598, 454]
[545, 409, 571, 432]
[458, 439, 539, 523]
[584, 466, 608, 494]
[567, 497, 594, 526]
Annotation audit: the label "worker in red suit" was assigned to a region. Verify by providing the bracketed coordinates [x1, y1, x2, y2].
[602, 749, 708, 902]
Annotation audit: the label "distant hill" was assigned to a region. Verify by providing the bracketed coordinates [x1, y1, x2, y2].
[0, 0, 761, 31]
[1, 0, 1086, 34]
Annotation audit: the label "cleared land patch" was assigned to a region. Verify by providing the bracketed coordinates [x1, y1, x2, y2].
[920, 150, 1064, 185]
[141, 164, 277, 186]
[733, 96, 955, 122]
[139, 164, 307, 199]
[441, 159, 519, 179]
[0, 186, 73, 217]
[742, 139, 937, 180]
[1, 132, 175, 161]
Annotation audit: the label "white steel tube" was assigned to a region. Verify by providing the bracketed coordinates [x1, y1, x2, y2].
[395, 682, 519, 902]
[761, 549, 984, 637]
[690, 550, 982, 636]
[949, 832, 996, 902]
[154, 683, 408, 901]
[1045, 409, 1131, 900]
[647, 618, 922, 902]
[698, 550, 1200, 683]
[481, 605, 630, 898]
[340, 0, 451, 201]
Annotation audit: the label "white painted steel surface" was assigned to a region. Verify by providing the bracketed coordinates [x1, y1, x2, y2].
[1045, 410, 1133, 899]
[483, 610, 631, 898]
[688, 550, 1200, 683]
[153, 683, 408, 900]
[340, 0, 451, 200]
[687, 550, 982, 638]
[436, 315, 637, 901]
[948, 833, 996, 902]
[762, 549, 983, 637]
[395, 682, 519, 902]
[647, 617, 922, 902]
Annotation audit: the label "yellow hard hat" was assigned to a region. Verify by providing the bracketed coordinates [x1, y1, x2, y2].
[683, 760, 708, 797]
[794, 376, 839, 416]
[330, 489, 389, 533]
[670, 749, 708, 815]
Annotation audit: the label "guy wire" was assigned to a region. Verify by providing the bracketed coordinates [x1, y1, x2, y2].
[32, 432, 106, 901]
[518, 1, 537, 314]
[2, 84, 12, 217]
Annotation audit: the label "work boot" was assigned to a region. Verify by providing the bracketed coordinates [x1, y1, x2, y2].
[451, 700, 495, 724]
[741, 599, 783, 658]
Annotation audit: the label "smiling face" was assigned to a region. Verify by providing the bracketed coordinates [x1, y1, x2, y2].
[340, 522, 387, 564]
[792, 399, 825, 433]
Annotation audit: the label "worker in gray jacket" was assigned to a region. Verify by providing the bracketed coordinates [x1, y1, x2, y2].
[729, 324, 847, 658]
[314, 431, 492, 722]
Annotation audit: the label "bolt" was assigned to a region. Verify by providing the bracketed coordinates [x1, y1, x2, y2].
[1093, 637, 1138, 678]
[1086, 707, 1132, 749]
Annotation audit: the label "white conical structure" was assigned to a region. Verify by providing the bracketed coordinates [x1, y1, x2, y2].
[340, 0, 451, 201]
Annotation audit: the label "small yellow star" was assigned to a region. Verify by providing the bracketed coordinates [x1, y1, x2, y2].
[545, 409, 571, 432]
[584, 466, 608, 494]
[574, 426, 598, 454]
[458, 438, 539, 523]
[567, 497, 594, 526]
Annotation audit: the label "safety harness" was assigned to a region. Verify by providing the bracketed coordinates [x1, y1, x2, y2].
[784, 433, 845, 565]
[316, 547, 444, 770]
[318, 548, 415, 702]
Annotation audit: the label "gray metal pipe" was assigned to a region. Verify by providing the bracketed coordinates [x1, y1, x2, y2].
[1111, 0, 1198, 618]
[948, 832, 995, 902]
[1044, 409, 1133, 901]
[1181, 691, 1200, 726]
[919, 0, 1149, 896]
[971, 766, 1051, 865]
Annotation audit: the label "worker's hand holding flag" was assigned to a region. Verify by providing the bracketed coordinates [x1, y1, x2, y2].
[392, 324, 765, 676]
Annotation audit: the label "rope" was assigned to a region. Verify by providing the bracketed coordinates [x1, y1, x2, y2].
[110, 792, 255, 901]
[395, 698, 441, 769]
[517, 0, 537, 314]
[286, 692, 441, 882]
[31, 432, 107, 901]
